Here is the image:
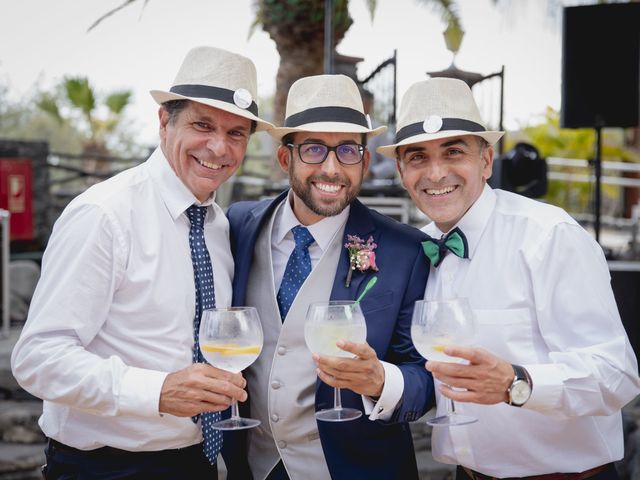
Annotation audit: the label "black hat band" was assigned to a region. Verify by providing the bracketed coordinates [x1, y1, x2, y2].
[284, 106, 369, 128]
[169, 84, 258, 116]
[395, 118, 485, 143]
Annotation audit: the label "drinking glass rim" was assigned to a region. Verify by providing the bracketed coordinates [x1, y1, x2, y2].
[203, 306, 258, 313]
[308, 300, 359, 307]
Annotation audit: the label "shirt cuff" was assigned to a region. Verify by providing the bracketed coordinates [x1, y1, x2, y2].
[522, 363, 564, 414]
[118, 366, 168, 417]
[362, 361, 404, 421]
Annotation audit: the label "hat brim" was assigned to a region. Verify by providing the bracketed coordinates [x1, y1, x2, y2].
[376, 130, 505, 158]
[268, 122, 387, 142]
[150, 90, 274, 132]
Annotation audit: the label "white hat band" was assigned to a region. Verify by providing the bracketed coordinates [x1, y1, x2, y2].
[169, 84, 258, 116]
[284, 106, 369, 128]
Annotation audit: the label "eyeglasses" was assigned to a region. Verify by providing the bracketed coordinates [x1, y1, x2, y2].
[286, 142, 365, 165]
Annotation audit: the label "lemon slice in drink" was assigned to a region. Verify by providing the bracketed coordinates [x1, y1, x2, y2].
[201, 344, 261, 355]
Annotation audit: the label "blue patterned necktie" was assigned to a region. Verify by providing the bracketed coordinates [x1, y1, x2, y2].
[186, 205, 221, 465]
[277, 225, 314, 321]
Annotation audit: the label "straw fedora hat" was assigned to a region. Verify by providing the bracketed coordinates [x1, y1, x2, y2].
[150, 46, 273, 131]
[268, 74, 387, 141]
[377, 78, 504, 158]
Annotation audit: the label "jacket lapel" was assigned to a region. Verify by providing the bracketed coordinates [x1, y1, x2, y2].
[329, 199, 377, 302]
[233, 190, 288, 306]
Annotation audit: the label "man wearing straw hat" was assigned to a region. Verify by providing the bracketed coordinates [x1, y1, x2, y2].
[378, 77, 640, 479]
[12, 46, 273, 478]
[225, 74, 433, 479]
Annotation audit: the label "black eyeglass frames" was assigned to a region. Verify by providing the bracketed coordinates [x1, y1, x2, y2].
[286, 142, 365, 165]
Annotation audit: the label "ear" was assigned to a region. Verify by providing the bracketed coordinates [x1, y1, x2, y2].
[277, 144, 291, 174]
[482, 145, 495, 181]
[361, 148, 371, 177]
[395, 158, 407, 189]
[158, 107, 169, 141]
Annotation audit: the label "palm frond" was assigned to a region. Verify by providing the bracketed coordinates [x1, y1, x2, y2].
[64, 77, 95, 116]
[105, 91, 132, 114]
[36, 94, 63, 124]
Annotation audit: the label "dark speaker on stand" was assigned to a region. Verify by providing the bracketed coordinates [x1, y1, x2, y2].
[561, 3, 640, 244]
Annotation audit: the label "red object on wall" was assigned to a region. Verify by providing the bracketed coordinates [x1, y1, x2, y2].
[0, 158, 33, 240]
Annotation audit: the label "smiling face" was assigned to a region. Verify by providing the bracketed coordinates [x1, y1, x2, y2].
[278, 131, 370, 225]
[396, 135, 493, 232]
[159, 101, 252, 202]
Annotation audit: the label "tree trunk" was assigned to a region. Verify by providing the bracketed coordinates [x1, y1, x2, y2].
[259, 0, 352, 125]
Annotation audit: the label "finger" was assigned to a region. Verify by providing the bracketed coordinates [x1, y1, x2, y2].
[336, 340, 375, 359]
[316, 356, 363, 374]
[317, 364, 366, 382]
[200, 377, 248, 403]
[316, 368, 338, 388]
[199, 364, 247, 388]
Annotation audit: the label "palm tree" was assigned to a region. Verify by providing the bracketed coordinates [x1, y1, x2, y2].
[38, 76, 131, 156]
[38, 76, 132, 181]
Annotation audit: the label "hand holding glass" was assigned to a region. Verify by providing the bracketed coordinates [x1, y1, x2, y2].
[199, 307, 263, 430]
[304, 301, 367, 422]
[411, 298, 478, 426]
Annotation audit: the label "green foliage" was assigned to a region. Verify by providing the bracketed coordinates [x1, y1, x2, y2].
[518, 107, 639, 215]
[36, 76, 133, 155]
[0, 76, 141, 156]
[64, 77, 96, 116]
[35, 93, 63, 124]
[105, 91, 132, 114]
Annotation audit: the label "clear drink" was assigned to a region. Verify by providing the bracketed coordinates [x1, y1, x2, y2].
[410, 328, 466, 363]
[200, 343, 262, 373]
[304, 322, 367, 357]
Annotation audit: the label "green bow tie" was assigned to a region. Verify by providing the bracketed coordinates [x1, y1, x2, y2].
[421, 227, 469, 267]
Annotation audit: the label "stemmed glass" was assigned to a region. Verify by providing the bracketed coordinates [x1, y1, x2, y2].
[199, 307, 263, 430]
[411, 298, 478, 426]
[304, 300, 367, 422]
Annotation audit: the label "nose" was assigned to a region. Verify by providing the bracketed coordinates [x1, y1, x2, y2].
[425, 158, 447, 183]
[206, 133, 227, 156]
[320, 150, 341, 176]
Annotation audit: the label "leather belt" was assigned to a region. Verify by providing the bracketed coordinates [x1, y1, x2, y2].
[462, 463, 611, 480]
[48, 438, 202, 458]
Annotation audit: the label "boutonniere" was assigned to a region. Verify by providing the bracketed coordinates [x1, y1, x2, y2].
[344, 234, 379, 287]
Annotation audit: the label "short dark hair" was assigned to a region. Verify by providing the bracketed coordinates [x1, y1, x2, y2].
[161, 99, 257, 134]
[162, 100, 189, 124]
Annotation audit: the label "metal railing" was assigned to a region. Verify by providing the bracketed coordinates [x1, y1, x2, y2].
[1, 209, 9, 338]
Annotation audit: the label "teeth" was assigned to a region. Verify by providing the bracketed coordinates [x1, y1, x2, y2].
[198, 159, 222, 170]
[426, 186, 456, 195]
[315, 183, 341, 193]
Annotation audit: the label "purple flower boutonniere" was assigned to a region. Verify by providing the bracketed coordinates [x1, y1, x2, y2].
[344, 234, 379, 287]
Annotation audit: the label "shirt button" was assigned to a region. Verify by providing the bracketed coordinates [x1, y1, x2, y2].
[277, 346, 287, 355]
[278, 440, 287, 449]
[271, 414, 279, 422]
[271, 381, 281, 390]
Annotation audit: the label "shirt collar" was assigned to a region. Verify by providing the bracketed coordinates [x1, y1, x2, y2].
[274, 190, 350, 251]
[423, 183, 496, 259]
[146, 147, 218, 220]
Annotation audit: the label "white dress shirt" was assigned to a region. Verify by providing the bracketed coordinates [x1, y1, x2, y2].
[423, 184, 640, 476]
[271, 194, 403, 420]
[11, 148, 234, 451]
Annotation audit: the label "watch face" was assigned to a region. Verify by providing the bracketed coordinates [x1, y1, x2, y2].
[511, 380, 532, 405]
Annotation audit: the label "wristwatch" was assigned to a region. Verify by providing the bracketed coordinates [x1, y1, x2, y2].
[507, 364, 532, 407]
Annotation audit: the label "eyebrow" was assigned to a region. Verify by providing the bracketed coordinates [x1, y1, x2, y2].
[297, 137, 359, 144]
[193, 114, 250, 132]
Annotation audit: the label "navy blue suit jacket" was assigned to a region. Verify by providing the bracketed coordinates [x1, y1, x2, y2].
[223, 191, 434, 479]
